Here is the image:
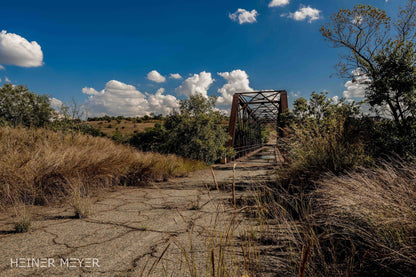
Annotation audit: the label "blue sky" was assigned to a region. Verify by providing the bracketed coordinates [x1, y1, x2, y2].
[0, 0, 396, 116]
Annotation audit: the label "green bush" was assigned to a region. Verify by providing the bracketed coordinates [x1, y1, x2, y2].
[129, 123, 166, 152]
[0, 84, 53, 127]
[129, 94, 233, 164]
[278, 92, 372, 187]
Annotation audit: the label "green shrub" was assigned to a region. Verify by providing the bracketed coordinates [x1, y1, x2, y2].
[278, 92, 371, 187]
[129, 94, 234, 164]
[0, 84, 53, 127]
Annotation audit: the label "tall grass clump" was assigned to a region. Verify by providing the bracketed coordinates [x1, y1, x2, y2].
[310, 161, 416, 276]
[13, 204, 32, 233]
[0, 126, 205, 208]
[257, 161, 416, 276]
[278, 92, 372, 190]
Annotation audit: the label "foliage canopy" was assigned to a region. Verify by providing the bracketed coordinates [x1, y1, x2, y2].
[130, 94, 233, 164]
[320, 0, 416, 134]
[0, 84, 53, 127]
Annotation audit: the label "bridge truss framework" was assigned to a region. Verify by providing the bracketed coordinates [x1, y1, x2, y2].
[227, 90, 288, 159]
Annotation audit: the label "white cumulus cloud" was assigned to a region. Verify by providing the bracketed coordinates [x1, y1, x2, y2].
[269, 0, 289, 7]
[82, 87, 102, 95]
[169, 73, 182, 79]
[147, 70, 166, 83]
[229, 9, 259, 24]
[176, 71, 214, 98]
[217, 70, 253, 105]
[5, 77, 10, 83]
[147, 88, 180, 115]
[343, 68, 371, 99]
[82, 80, 179, 117]
[0, 65, 4, 70]
[0, 30, 43, 68]
[49, 97, 63, 109]
[83, 80, 149, 117]
[285, 5, 322, 23]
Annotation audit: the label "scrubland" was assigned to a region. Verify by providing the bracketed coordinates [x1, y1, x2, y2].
[0, 126, 205, 209]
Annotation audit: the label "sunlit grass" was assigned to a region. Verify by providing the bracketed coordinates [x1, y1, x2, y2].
[0, 126, 206, 208]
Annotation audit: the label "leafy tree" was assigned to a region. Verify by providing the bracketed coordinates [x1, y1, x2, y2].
[0, 84, 53, 127]
[130, 94, 233, 163]
[292, 97, 308, 119]
[308, 92, 333, 120]
[128, 123, 167, 152]
[292, 92, 359, 123]
[279, 93, 368, 182]
[163, 94, 233, 163]
[320, 0, 416, 134]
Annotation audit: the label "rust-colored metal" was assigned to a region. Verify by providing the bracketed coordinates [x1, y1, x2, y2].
[227, 90, 288, 160]
[279, 90, 288, 114]
[227, 94, 240, 148]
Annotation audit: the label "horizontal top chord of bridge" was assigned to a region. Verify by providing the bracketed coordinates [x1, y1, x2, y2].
[233, 90, 287, 122]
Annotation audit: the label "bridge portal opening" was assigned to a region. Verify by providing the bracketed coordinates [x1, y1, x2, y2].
[227, 90, 288, 159]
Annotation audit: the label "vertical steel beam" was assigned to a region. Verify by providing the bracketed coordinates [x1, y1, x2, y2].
[227, 94, 240, 148]
[279, 90, 288, 114]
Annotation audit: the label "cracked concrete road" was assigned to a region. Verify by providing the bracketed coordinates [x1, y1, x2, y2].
[0, 146, 279, 277]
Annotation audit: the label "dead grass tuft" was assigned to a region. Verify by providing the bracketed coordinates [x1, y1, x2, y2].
[256, 161, 416, 276]
[312, 161, 416, 276]
[13, 204, 32, 233]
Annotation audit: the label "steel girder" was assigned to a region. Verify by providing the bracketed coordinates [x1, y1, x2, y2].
[227, 90, 288, 158]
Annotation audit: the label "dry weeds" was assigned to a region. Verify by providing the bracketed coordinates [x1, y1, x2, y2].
[0, 126, 205, 208]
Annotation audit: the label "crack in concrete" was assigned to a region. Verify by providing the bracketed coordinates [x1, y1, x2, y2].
[0, 146, 280, 276]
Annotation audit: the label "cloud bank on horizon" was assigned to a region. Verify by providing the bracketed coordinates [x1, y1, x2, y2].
[176, 71, 214, 98]
[217, 70, 253, 105]
[81, 69, 255, 117]
[82, 80, 176, 117]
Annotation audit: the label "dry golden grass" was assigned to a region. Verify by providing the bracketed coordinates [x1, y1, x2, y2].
[277, 115, 373, 191]
[13, 203, 32, 233]
[256, 161, 416, 276]
[0, 126, 205, 208]
[312, 161, 416, 276]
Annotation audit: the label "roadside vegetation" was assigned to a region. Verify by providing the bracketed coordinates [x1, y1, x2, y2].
[129, 94, 233, 164]
[1, 1, 416, 276]
[0, 126, 205, 209]
[0, 83, 206, 218]
[244, 1, 416, 276]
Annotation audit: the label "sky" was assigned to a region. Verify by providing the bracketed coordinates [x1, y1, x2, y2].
[0, 0, 397, 117]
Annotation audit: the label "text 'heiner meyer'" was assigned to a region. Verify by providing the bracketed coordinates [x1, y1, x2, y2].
[10, 258, 100, 268]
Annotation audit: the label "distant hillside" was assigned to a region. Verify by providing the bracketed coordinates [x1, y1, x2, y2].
[86, 119, 163, 136]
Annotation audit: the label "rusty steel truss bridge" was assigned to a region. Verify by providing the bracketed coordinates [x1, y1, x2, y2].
[227, 90, 288, 159]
